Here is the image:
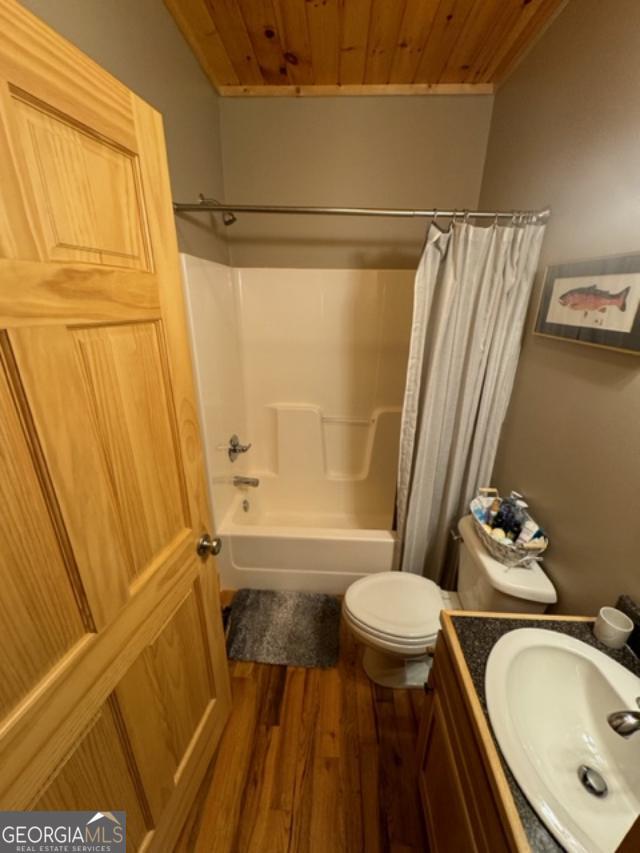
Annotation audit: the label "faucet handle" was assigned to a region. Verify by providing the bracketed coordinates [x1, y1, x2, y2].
[228, 434, 252, 462]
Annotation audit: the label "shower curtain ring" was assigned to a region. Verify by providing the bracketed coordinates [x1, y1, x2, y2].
[463, 209, 470, 224]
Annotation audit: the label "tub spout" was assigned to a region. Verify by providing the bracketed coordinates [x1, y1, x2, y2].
[233, 476, 260, 488]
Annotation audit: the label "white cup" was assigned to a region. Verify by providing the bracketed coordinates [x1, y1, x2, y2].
[593, 606, 634, 650]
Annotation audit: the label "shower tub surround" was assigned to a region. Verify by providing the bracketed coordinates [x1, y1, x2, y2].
[182, 255, 413, 593]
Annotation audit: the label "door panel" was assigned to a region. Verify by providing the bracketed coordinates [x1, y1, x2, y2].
[1, 529, 196, 810]
[73, 321, 188, 579]
[116, 583, 215, 820]
[0, 2, 231, 849]
[0, 3, 137, 151]
[9, 323, 136, 627]
[35, 700, 152, 852]
[0, 346, 89, 719]
[11, 93, 151, 269]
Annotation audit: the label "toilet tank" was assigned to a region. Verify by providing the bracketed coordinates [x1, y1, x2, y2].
[456, 516, 556, 613]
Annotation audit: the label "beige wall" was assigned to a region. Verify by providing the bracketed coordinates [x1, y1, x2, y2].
[480, 0, 640, 614]
[220, 96, 493, 269]
[21, 0, 228, 264]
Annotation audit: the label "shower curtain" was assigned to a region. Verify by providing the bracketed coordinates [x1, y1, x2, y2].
[396, 218, 546, 582]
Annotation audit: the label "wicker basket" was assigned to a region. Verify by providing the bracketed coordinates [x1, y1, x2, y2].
[470, 492, 548, 568]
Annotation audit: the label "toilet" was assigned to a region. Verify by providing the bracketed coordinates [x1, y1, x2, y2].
[343, 514, 557, 688]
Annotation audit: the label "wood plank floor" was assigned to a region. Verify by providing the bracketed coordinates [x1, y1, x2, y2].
[174, 615, 427, 852]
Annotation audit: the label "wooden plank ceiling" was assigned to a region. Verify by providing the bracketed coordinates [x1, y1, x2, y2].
[165, 0, 566, 96]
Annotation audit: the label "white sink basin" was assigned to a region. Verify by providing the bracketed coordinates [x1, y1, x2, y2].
[485, 628, 640, 853]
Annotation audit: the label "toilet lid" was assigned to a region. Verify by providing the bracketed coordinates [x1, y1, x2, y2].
[344, 571, 443, 640]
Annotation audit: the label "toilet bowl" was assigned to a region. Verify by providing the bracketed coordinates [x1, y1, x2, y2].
[343, 515, 557, 688]
[343, 572, 447, 688]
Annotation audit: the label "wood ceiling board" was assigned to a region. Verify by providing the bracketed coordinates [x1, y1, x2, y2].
[305, 0, 340, 85]
[439, 0, 506, 83]
[363, 0, 407, 85]
[237, 0, 289, 84]
[273, 0, 314, 85]
[388, 0, 440, 85]
[166, 0, 567, 95]
[339, 0, 373, 85]
[340, 0, 372, 85]
[165, 0, 239, 87]
[465, 0, 528, 84]
[204, 0, 263, 85]
[414, 0, 477, 83]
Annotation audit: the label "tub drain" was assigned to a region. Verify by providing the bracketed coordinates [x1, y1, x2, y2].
[578, 765, 607, 797]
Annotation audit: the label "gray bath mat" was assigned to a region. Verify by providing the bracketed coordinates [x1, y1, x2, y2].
[227, 589, 341, 668]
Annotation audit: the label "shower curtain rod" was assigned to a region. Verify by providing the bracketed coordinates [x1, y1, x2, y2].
[172, 198, 551, 224]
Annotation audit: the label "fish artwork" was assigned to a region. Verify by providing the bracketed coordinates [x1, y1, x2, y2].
[558, 283, 631, 313]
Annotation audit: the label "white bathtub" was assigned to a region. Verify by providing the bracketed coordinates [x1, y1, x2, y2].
[216, 483, 396, 594]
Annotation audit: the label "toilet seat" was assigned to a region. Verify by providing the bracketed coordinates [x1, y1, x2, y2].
[344, 610, 437, 657]
[343, 571, 443, 645]
[343, 604, 438, 647]
[345, 611, 436, 656]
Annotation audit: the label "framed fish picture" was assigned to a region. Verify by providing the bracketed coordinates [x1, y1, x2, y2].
[534, 252, 640, 354]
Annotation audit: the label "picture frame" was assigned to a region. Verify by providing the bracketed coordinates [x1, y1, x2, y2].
[534, 253, 640, 355]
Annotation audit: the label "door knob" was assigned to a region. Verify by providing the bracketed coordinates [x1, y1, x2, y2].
[196, 533, 222, 557]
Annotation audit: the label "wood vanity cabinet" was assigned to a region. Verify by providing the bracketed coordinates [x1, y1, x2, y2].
[417, 615, 640, 853]
[416, 626, 525, 853]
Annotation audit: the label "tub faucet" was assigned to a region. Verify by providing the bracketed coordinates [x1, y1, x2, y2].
[233, 475, 260, 488]
[607, 710, 640, 738]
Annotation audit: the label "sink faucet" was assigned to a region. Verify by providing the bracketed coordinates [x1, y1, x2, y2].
[607, 710, 640, 738]
[233, 476, 260, 488]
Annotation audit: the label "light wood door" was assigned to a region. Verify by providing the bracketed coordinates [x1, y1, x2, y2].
[0, 2, 231, 850]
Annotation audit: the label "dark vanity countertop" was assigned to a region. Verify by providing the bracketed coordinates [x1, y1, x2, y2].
[449, 615, 640, 853]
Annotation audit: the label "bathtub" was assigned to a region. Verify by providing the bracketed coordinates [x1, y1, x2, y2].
[216, 481, 396, 594]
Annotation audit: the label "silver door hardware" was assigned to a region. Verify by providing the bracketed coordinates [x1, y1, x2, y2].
[196, 533, 222, 557]
[228, 434, 251, 462]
